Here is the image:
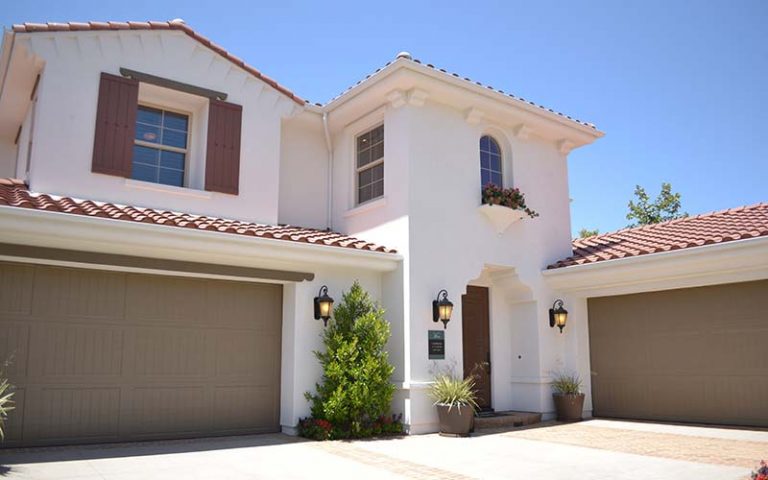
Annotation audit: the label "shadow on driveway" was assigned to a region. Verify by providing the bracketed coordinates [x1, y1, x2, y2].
[0, 433, 304, 467]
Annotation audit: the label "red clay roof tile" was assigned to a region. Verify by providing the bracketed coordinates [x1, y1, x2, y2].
[549, 204, 768, 269]
[0, 179, 396, 255]
[11, 20, 305, 106]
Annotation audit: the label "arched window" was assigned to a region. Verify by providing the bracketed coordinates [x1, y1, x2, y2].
[480, 135, 502, 187]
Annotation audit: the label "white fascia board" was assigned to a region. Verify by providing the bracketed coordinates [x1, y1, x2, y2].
[0, 206, 401, 273]
[322, 58, 604, 140]
[542, 236, 768, 297]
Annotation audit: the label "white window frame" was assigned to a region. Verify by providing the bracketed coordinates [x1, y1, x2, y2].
[132, 102, 192, 188]
[355, 123, 385, 205]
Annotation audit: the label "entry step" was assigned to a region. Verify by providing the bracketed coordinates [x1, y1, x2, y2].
[474, 411, 542, 430]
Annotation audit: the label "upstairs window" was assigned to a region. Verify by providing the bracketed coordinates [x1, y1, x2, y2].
[132, 106, 189, 187]
[480, 135, 502, 187]
[356, 124, 384, 204]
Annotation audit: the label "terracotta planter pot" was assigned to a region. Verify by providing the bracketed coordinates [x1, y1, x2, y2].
[552, 393, 585, 422]
[436, 404, 474, 436]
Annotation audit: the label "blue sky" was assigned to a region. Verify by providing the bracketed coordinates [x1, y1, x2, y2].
[3, 1, 767, 236]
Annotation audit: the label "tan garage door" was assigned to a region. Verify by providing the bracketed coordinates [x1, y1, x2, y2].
[0, 261, 282, 447]
[588, 280, 768, 427]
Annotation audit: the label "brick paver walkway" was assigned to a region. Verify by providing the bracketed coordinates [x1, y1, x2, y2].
[507, 423, 768, 468]
[314, 440, 477, 480]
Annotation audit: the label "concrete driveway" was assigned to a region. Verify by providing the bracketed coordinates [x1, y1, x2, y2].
[1, 419, 765, 479]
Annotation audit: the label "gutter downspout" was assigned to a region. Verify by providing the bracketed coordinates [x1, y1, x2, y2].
[322, 111, 333, 230]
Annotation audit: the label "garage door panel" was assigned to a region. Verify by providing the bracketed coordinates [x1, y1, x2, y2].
[207, 282, 282, 331]
[27, 324, 124, 380]
[23, 386, 121, 442]
[126, 386, 207, 437]
[589, 280, 768, 427]
[215, 331, 279, 381]
[32, 267, 126, 322]
[128, 327, 211, 378]
[0, 263, 34, 316]
[213, 385, 279, 432]
[125, 275, 207, 326]
[0, 321, 30, 379]
[0, 261, 282, 447]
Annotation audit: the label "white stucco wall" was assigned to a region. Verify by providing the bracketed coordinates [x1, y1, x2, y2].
[15, 30, 300, 224]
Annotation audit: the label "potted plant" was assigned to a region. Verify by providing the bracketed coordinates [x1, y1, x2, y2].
[551, 371, 585, 422]
[481, 183, 539, 218]
[429, 373, 478, 436]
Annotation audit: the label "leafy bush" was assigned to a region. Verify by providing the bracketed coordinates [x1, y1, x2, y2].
[0, 363, 15, 441]
[304, 281, 397, 439]
[298, 414, 403, 440]
[551, 371, 582, 395]
[481, 183, 539, 218]
[751, 460, 768, 480]
[429, 373, 478, 413]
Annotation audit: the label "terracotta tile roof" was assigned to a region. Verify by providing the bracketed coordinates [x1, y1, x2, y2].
[323, 54, 598, 131]
[549, 203, 768, 269]
[0, 179, 395, 254]
[11, 20, 305, 106]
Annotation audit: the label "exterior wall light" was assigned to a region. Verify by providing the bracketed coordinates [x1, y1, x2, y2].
[314, 285, 334, 326]
[549, 299, 568, 333]
[432, 289, 454, 329]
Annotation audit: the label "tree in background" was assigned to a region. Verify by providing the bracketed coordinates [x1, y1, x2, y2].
[626, 182, 687, 226]
[578, 228, 600, 238]
[305, 281, 396, 439]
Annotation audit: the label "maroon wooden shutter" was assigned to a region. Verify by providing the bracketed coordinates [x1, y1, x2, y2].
[205, 100, 242, 195]
[91, 72, 139, 177]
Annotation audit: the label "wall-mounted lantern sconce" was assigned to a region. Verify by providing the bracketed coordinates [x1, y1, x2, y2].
[314, 285, 334, 327]
[432, 289, 454, 329]
[549, 299, 568, 333]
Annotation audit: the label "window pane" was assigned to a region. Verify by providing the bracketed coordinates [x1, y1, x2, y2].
[371, 180, 383, 199]
[490, 154, 501, 173]
[491, 172, 503, 187]
[357, 148, 372, 168]
[480, 135, 490, 152]
[480, 151, 490, 170]
[132, 145, 160, 166]
[358, 184, 372, 204]
[159, 168, 184, 187]
[370, 125, 384, 144]
[136, 123, 161, 144]
[359, 168, 372, 187]
[162, 128, 187, 149]
[160, 151, 185, 170]
[163, 112, 188, 132]
[371, 142, 384, 161]
[371, 163, 383, 182]
[137, 107, 162, 126]
[481, 170, 491, 187]
[489, 138, 500, 155]
[131, 162, 157, 183]
[357, 132, 370, 151]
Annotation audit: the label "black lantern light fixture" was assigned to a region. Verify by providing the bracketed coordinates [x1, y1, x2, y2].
[314, 285, 334, 327]
[549, 299, 568, 333]
[432, 289, 454, 329]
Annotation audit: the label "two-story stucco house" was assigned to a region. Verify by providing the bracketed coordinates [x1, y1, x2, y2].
[0, 20, 766, 447]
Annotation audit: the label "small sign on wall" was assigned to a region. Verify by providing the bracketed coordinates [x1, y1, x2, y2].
[428, 330, 445, 360]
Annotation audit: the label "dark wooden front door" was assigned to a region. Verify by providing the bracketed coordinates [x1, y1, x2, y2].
[462, 286, 492, 410]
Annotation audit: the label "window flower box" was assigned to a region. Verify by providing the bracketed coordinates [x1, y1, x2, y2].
[479, 183, 538, 235]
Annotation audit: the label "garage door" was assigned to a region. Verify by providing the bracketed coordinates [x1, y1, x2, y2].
[0, 261, 283, 447]
[588, 280, 768, 427]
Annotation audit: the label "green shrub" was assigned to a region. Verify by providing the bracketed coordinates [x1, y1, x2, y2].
[304, 281, 397, 439]
[0, 364, 15, 441]
[551, 371, 582, 395]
